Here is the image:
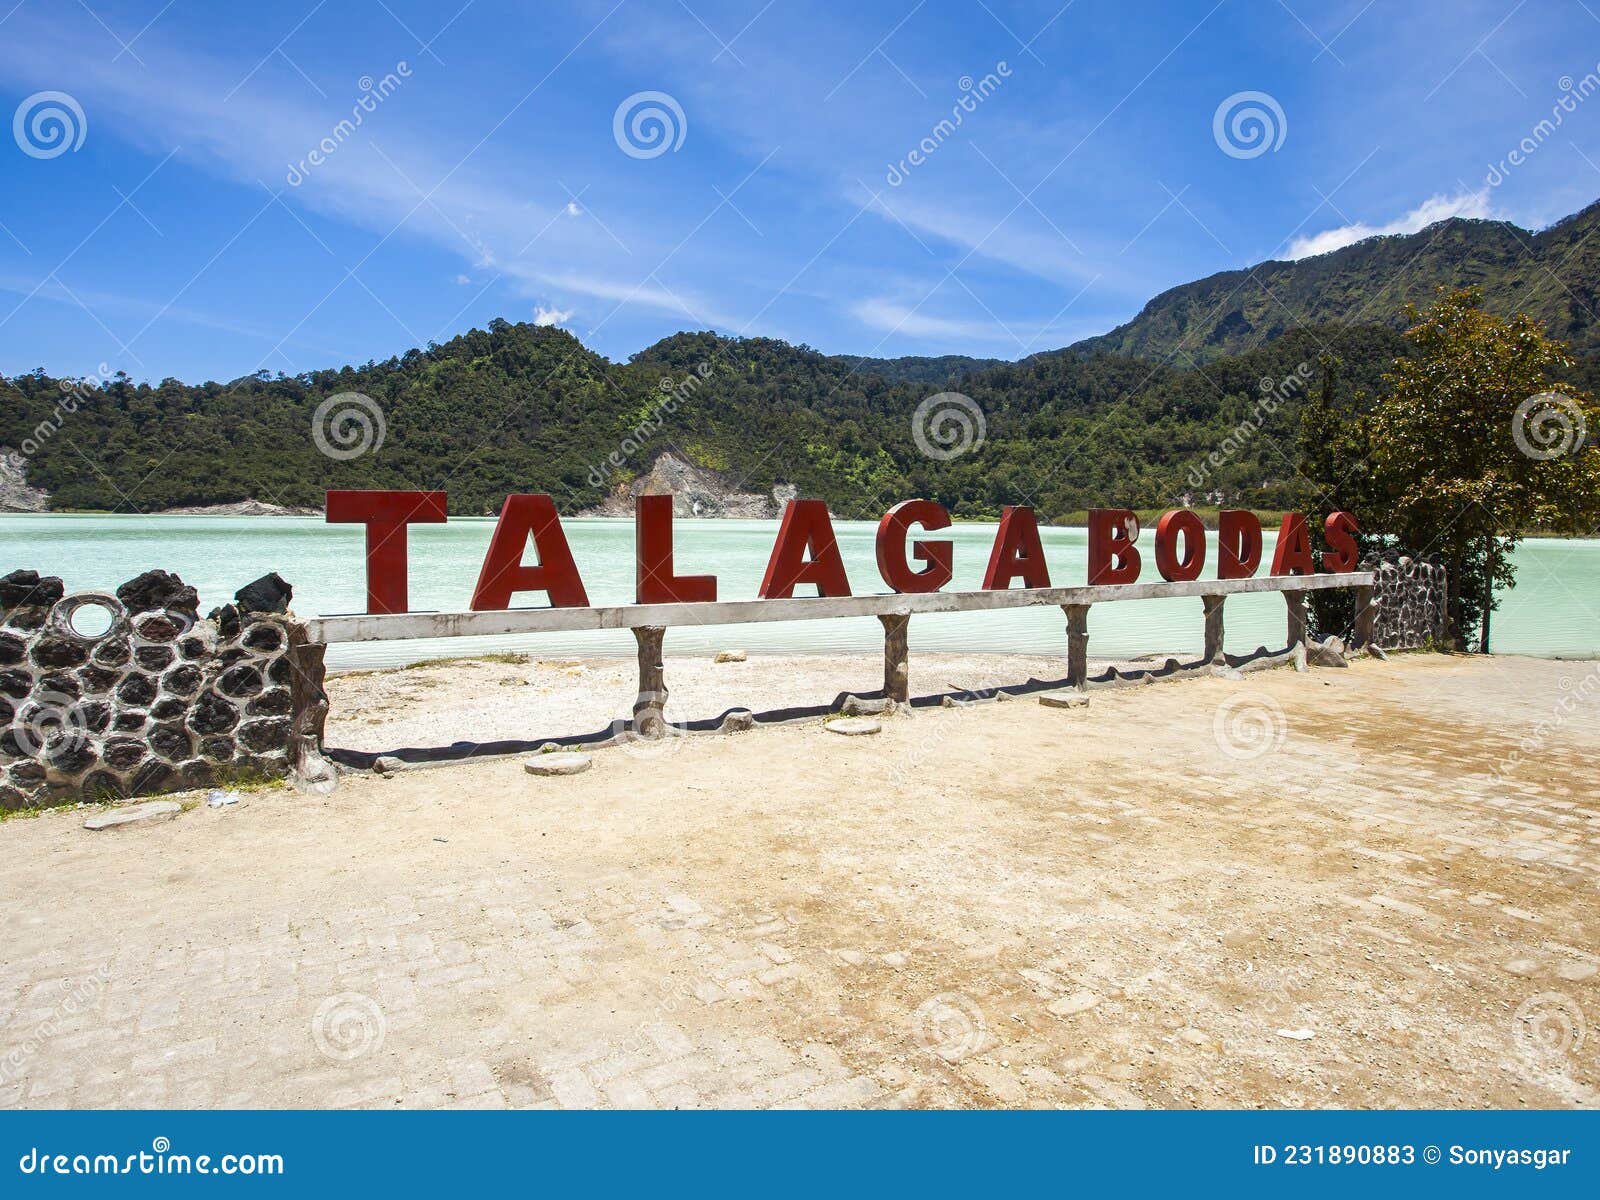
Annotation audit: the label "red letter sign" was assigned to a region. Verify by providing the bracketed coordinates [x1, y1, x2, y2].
[759, 499, 852, 599]
[1322, 511, 1360, 573]
[1218, 509, 1263, 579]
[471, 494, 590, 610]
[1153, 509, 1206, 582]
[636, 494, 717, 604]
[1087, 509, 1141, 585]
[876, 500, 953, 593]
[1270, 512, 1316, 576]
[326, 489, 448, 615]
[983, 506, 1051, 590]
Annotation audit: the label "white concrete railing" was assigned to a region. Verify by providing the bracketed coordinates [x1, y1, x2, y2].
[305, 571, 1374, 644]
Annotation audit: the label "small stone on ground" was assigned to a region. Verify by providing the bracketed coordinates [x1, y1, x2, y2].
[83, 800, 182, 831]
[825, 717, 881, 736]
[523, 752, 593, 776]
[1039, 691, 1089, 709]
[1048, 990, 1102, 1016]
[715, 650, 747, 663]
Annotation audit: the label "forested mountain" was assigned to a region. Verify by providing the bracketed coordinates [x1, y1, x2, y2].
[3, 199, 1595, 522]
[1073, 202, 1600, 377]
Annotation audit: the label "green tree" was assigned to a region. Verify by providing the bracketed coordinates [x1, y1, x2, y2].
[1363, 289, 1600, 650]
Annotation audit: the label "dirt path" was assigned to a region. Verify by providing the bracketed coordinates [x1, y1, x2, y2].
[0, 655, 1596, 1109]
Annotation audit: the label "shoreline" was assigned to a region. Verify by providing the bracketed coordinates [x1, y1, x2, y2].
[6, 508, 1598, 538]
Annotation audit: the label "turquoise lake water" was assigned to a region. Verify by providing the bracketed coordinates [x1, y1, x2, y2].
[3, 515, 1596, 670]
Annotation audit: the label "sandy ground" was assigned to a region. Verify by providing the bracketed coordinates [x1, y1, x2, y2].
[325, 651, 1083, 754]
[0, 653, 1597, 1109]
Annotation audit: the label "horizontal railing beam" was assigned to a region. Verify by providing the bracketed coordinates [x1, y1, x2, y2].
[305, 571, 1374, 645]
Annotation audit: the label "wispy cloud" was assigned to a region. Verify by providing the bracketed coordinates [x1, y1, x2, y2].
[0, 9, 720, 339]
[850, 294, 1096, 349]
[532, 305, 574, 327]
[1285, 191, 1493, 260]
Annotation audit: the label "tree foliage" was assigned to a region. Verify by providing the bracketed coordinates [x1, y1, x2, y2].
[1302, 289, 1600, 648]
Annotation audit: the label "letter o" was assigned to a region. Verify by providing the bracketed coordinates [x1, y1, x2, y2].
[1154, 509, 1206, 582]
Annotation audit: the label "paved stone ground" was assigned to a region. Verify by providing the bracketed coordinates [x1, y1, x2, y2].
[1, 654, 1596, 1109]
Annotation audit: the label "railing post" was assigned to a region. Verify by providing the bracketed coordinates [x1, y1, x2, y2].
[878, 613, 910, 703]
[1202, 594, 1225, 665]
[287, 623, 336, 792]
[1063, 603, 1090, 691]
[632, 625, 668, 738]
[1284, 589, 1308, 671]
[1353, 584, 1377, 649]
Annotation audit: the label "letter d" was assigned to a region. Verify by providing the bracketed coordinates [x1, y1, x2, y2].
[19, 1149, 38, 1173]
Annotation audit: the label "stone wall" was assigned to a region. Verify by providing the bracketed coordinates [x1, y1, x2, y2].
[1365, 553, 1449, 650]
[0, 569, 305, 810]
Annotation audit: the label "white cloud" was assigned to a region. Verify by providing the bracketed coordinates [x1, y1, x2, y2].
[0, 10, 720, 346]
[849, 295, 1096, 351]
[851, 298, 1018, 342]
[529, 270, 734, 327]
[861, 189, 1102, 287]
[533, 306, 574, 327]
[1285, 191, 1493, 260]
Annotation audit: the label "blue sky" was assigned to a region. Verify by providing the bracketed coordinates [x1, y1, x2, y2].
[1, 0, 1598, 383]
